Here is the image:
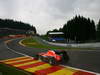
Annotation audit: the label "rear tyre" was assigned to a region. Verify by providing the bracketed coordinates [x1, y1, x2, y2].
[49, 57, 57, 65]
[60, 51, 69, 63]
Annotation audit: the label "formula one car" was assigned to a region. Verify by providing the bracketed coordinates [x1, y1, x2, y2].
[35, 50, 69, 65]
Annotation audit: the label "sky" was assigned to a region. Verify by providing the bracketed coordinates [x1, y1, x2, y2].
[0, 0, 100, 34]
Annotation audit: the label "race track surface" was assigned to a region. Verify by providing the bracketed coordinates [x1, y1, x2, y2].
[0, 39, 23, 60]
[0, 38, 100, 73]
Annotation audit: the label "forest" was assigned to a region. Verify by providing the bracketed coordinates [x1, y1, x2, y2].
[0, 19, 36, 37]
[47, 16, 100, 42]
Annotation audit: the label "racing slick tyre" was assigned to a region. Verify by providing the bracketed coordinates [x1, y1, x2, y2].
[38, 55, 46, 62]
[38, 55, 43, 61]
[60, 51, 69, 63]
[49, 57, 57, 65]
[34, 54, 39, 60]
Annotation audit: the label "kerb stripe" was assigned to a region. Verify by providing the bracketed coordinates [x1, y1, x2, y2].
[73, 71, 96, 75]
[2, 56, 31, 62]
[48, 68, 77, 75]
[0, 56, 97, 75]
[25, 64, 51, 73]
[14, 60, 40, 67]
[4, 58, 33, 64]
[34, 66, 64, 75]
[19, 62, 46, 69]
[10, 59, 36, 65]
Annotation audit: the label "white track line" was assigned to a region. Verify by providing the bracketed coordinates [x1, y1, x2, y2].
[19, 39, 26, 47]
[5, 38, 100, 75]
[4, 39, 31, 57]
[62, 65, 100, 75]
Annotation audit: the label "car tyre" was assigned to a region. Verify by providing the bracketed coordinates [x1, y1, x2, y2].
[34, 54, 39, 60]
[38, 55, 43, 61]
[49, 57, 57, 65]
[61, 51, 69, 63]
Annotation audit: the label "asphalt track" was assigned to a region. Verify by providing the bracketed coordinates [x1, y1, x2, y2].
[0, 39, 23, 60]
[0, 38, 100, 73]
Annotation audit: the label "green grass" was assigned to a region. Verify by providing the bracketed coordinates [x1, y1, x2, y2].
[21, 37, 67, 49]
[40, 35, 49, 41]
[0, 63, 31, 75]
[21, 37, 95, 50]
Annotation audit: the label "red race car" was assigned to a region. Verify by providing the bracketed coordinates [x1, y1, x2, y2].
[35, 50, 69, 65]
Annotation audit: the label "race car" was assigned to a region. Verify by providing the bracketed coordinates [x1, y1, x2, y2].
[35, 50, 69, 65]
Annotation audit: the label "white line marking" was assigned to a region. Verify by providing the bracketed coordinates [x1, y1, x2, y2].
[19, 39, 26, 47]
[61, 65, 100, 75]
[4, 39, 31, 58]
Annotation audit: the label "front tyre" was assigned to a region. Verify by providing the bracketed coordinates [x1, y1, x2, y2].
[38, 55, 43, 61]
[34, 54, 39, 60]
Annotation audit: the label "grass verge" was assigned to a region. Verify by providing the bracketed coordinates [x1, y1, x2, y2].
[0, 63, 31, 75]
[21, 37, 70, 49]
[21, 37, 94, 50]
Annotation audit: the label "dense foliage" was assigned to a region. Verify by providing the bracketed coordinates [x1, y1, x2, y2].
[0, 18, 36, 36]
[46, 29, 59, 35]
[97, 20, 100, 41]
[0, 19, 36, 31]
[62, 16, 96, 42]
[46, 16, 97, 43]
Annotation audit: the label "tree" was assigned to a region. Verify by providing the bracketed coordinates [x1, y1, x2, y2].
[97, 20, 100, 30]
[62, 15, 96, 42]
[0, 18, 36, 36]
[46, 29, 59, 35]
[97, 19, 100, 41]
